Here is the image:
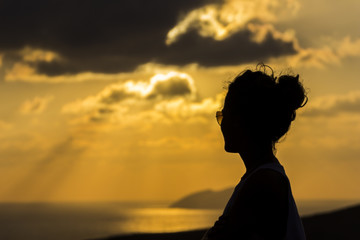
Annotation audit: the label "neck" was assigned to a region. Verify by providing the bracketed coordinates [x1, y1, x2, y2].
[239, 143, 277, 173]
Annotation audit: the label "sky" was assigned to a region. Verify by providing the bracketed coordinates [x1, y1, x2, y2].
[1, 0, 360, 202]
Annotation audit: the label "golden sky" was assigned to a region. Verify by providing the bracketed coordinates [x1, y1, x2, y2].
[1, 0, 360, 202]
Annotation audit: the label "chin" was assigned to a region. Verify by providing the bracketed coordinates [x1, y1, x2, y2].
[224, 143, 239, 153]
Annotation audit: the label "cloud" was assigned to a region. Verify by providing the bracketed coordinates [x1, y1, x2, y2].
[0, 0, 216, 75]
[283, 37, 360, 68]
[20, 47, 60, 63]
[62, 72, 222, 125]
[94, 71, 196, 106]
[19, 96, 53, 114]
[0, 0, 299, 80]
[155, 28, 297, 67]
[166, 0, 300, 45]
[4, 65, 135, 83]
[147, 72, 196, 99]
[302, 91, 360, 117]
[247, 23, 297, 45]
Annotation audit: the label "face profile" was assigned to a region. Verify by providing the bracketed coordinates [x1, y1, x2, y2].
[218, 107, 247, 153]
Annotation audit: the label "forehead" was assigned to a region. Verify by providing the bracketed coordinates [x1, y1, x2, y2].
[223, 89, 248, 111]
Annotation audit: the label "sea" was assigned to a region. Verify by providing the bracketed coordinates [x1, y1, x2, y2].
[0, 200, 358, 240]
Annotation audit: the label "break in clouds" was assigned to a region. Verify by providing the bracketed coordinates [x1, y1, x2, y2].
[0, 0, 299, 78]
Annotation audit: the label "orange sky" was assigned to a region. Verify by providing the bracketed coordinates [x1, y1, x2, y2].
[1, 0, 360, 202]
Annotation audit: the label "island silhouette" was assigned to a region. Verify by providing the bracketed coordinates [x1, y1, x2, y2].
[170, 188, 233, 209]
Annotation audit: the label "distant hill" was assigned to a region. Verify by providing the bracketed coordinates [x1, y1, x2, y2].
[91, 204, 360, 240]
[169, 188, 233, 209]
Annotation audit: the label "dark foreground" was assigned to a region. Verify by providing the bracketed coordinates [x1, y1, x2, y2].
[91, 204, 360, 240]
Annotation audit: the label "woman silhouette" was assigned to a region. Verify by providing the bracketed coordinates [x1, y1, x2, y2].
[202, 65, 307, 240]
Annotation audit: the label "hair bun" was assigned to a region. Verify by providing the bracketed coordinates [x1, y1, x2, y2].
[277, 74, 307, 111]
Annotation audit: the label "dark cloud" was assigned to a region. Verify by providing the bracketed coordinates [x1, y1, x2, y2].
[149, 77, 192, 98]
[0, 0, 297, 76]
[157, 29, 297, 67]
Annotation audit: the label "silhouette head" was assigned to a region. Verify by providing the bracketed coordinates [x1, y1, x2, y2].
[219, 65, 307, 153]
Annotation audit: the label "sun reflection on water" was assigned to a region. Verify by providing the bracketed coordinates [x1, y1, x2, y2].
[114, 207, 222, 234]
